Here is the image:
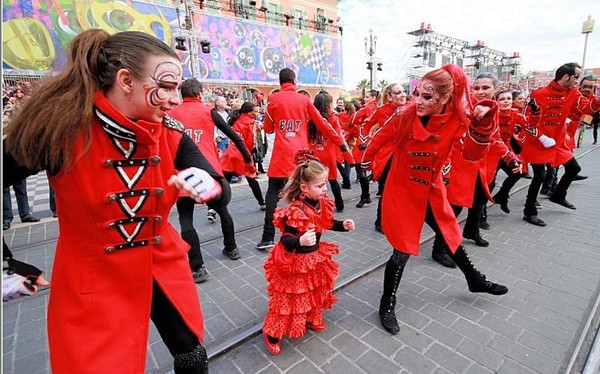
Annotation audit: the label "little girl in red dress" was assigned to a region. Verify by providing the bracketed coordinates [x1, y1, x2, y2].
[262, 150, 355, 355]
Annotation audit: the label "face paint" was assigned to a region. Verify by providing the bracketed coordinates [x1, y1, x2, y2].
[125, 56, 182, 123]
[414, 80, 445, 117]
[144, 61, 182, 108]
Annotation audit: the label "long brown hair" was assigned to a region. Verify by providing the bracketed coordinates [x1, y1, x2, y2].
[4, 29, 178, 172]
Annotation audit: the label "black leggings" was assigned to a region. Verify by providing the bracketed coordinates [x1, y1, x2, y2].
[329, 178, 343, 206]
[354, 164, 370, 200]
[461, 175, 488, 235]
[151, 281, 208, 373]
[262, 177, 287, 241]
[151, 281, 200, 353]
[223, 171, 265, 206]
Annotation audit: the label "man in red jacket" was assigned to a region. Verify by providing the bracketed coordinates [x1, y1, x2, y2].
[170, 78, 254, 281]
[521, 62, 600, 226]
[256, 68, 346, 249]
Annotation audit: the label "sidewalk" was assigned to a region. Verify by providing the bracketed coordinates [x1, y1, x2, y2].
[3, 145, 600, 374]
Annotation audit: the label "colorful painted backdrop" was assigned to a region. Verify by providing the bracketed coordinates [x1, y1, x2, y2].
[2, 0, 343, 87]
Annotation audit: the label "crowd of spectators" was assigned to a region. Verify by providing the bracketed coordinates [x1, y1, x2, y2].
[3, 80, 38, 124]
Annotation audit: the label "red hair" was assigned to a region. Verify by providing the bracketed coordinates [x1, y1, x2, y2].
[393, 64, 473, 145]
[422, 64, 473, 125]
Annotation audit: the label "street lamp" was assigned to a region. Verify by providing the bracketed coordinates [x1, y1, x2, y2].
[364, 29, 378, 89]
[581, 15, 595, 73]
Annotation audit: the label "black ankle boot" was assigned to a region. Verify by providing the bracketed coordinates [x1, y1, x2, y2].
[379, 295, 399, 334]
[431, 244, 456, 268]
[451, 245, 508, 295]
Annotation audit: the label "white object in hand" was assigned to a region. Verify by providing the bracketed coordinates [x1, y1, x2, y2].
[538, 134, 556, 148]
[177, 167, 216, 195]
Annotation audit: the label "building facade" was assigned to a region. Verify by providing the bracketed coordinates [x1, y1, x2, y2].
[2, 0, 343, 100]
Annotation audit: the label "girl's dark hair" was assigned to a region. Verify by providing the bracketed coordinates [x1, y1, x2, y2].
[228, 101, 257, 126]
[495, 89, 512, 100]
[5, 29, 178, 172]
[308, 92, 333, 141]
[512, 90, 524, 100]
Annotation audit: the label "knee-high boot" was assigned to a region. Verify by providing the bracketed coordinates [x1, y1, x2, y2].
[451, 245, 508, 295]
[181, 229, 203, 272]
[379, 251, 410, 334]
[173, 344, 208, 374]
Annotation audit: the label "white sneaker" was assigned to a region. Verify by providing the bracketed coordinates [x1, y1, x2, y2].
[207, 209, 217, 223]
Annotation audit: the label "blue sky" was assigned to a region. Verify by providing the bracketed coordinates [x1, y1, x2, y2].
[337, 0, 600, 90]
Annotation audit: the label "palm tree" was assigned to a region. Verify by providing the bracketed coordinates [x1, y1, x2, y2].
[356, 79, 369, 90]
[377, 79, 390, 90]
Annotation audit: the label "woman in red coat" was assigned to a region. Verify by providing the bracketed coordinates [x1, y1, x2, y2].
[362, 83, 408, 233]
[308, 92, 353, 212]
[220, 101, 265, 209]
[4, 30, 229, 373]
[361, 64, 508, 335]
[490, 89, 528, 213]
[351, 89, 378, 208]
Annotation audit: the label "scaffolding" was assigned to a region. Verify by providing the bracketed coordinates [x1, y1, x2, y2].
[406, 23, 521, 83]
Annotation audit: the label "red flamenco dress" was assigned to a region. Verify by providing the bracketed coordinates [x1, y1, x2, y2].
[263, 196, 341, 339]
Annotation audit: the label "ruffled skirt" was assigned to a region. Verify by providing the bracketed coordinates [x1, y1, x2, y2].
[262, 241, 339, 339]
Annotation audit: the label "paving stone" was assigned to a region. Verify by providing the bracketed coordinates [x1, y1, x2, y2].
[394, 346, 438, 373]
[356, 349, 403, 373]
[456, 337, 504, 371]
[424, 343, 471, 373]
[322, 355, 367, 374]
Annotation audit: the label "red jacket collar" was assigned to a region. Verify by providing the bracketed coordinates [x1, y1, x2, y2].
[280, 83, 297, 91]
[182, 97, 203, 104]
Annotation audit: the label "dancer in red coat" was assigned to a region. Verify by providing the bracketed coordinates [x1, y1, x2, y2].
[4, 30, 228, 373]
[220, 102, 265, 209]
[351, 89, 378, 208]
[490, 89, 528, 213]
[521, 62, 600, 226]
[262, 151, 355, 355]
[309, 92, 354, 212]
[361, 64, 508, 335]
[362, 83, 408, 233]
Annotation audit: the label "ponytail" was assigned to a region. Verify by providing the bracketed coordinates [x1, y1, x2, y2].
[5, 29, 178, 172]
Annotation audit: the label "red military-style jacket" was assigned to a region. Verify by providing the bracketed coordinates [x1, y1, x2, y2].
[220, 113, 256, 176]
[362, 106, 491, 255]
[522, 80, 600, 166]
[264, 83, 343, 178]
[445, 100, 499, 208]
[482, 108, 523, 183]
[350, 100, 378, 162]
[45, 92, 228, 373]
[566, 90, 597, 149]
[363, 103, 410, 180]
[309, 113, 348, 180]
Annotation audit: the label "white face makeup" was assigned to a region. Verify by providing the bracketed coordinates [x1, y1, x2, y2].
[414, 80, 445, 117]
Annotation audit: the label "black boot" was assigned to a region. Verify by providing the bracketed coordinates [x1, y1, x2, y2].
[379, 252, 409, 334]
[493, 193, 510, 214]
[173, 344, 208, 374]
[431, 240, 456, 268]
[479, 206, 490, 230]
[379, 295, 399, 335]
[451, 245, 508, 295]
